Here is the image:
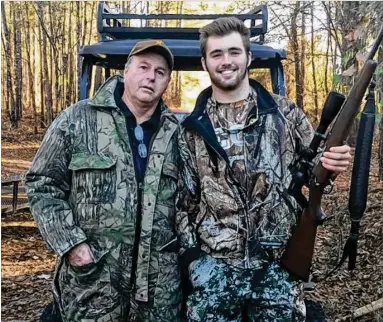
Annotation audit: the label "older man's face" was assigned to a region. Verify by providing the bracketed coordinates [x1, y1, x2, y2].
[124, 52, 171, 106]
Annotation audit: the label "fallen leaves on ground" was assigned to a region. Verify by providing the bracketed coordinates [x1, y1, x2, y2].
[308, 144, 383, 322]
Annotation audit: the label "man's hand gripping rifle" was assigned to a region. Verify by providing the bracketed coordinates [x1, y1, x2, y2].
[281, 26, 383, 282]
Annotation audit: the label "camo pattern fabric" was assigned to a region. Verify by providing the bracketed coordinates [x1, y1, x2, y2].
[179, 83, 315, 268]
[186, 253, 305, 322]
[128, 295, 181, 322]
[207, 90, 257, 187]
[26, 75, 182, 322]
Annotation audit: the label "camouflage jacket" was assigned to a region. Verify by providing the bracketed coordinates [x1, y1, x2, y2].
[177, 79, 315, 269]
[26, 76, 183, 321]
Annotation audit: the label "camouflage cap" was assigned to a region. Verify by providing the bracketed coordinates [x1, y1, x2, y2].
[128, 39, 174, 70]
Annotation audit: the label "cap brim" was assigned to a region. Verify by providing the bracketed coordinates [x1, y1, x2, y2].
[134, 46, 174, 70]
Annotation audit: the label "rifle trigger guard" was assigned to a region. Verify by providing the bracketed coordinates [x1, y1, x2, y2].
[310, 177, 334, 194]
[323, 178, 334, 194]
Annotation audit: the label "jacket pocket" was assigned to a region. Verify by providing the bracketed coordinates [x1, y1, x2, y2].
[158, 162, 178, 208]
[69, 152, 117, 204]
[154, 251, 181, 307]
[59, 256, 116, 319]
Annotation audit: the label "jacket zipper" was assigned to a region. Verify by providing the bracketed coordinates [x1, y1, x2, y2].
[243, 134, 251, 268]
[242, 111, 261, 268]
[129, 117, 164, 291]
[203, 136, 250, 266]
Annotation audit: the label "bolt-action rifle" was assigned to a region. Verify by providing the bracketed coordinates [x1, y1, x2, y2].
[281, 26, 383, 282]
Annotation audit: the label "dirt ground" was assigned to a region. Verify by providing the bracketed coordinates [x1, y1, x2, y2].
[308, 147, 383, 322]
[1, 211, 56, 322]
[1, 117, 383, 321]
[1, 117, 53, 321]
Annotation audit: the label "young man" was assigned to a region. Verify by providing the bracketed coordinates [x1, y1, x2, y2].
[177, 18, 352, 321]
[26, 40, 184, 322]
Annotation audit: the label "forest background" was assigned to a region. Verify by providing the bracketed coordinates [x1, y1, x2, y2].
[1, 1, 383, 321]
[1, 2, 383, 158]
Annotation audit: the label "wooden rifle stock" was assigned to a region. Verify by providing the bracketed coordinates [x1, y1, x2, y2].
[281, 59, 378, 282]
[281, 187, 323, 281]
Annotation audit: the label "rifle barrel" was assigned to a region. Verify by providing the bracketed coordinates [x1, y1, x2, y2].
[313, 60, 377, 184]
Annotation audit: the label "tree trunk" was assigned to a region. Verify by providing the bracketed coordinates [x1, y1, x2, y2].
[291, 2, 303, 110]
[42, 3, 53, 125]
[23, 3, 37, 134]
[311, 3, 319, 122]
[76, 2, 82, 101]
[61, 3, 67, 110]
[51, 2, 61, 117]
[324, 3, 331, 94]
[37, 2, 53, 126]
[1, 32, 9, 116]
[300, 6, 305, 110]
[380, 115, 383, 182]
[13, 3, 22, 121]
[88, 2, 96, 45]
[163, 2, 182, 109]
[94, 67, 103, 94]
[66, 1, 73, 107]
[36, 6, 45, 128]
[82, 2, 87, 45]
[47, 1, 60, 117]
[1, 2, 16, 126]
[48, 1, 54, 114]
[378, 45, 383, 181]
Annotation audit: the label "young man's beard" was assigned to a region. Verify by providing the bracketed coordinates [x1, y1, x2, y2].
[206, 58, 249, 91]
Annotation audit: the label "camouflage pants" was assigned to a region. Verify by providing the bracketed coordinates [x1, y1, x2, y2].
[186, 253, 305, 322]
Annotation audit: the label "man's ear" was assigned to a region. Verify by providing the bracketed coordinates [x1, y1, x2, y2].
[247, 51, 252, 68]
[201, 57, 207, 71]
[124, 57, 133, 77]
[123, 65, 129, 82]
[123, 64, 129, 79]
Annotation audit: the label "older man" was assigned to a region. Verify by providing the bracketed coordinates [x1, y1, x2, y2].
[27, 40, 183, 322]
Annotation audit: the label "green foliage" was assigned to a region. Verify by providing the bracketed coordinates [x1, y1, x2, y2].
[226, 4, 236, 13]
[198, 2, 209, 12]
[376, 112, 382, 125]
[342, 51, 355, 69]
[333, 74, 342, 89]
[376, 63, 383, 78]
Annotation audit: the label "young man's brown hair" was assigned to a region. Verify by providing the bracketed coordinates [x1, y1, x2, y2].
[199, 17, 251, 58]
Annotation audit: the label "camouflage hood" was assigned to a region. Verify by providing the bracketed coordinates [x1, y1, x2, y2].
[89, 75, 175, 119]
[89, 75, 122, 109]
[178, 79, 314, 269]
